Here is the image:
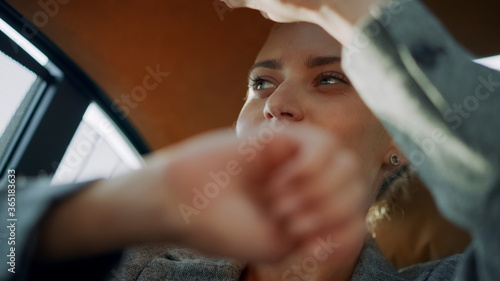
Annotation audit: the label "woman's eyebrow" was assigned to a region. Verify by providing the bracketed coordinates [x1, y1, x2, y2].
[248, 59, 283, 74]
[305, 56, 341, 68]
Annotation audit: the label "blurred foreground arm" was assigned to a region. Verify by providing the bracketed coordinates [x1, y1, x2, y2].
[35, 128, 301, 262]
[1, 125, 348, 280]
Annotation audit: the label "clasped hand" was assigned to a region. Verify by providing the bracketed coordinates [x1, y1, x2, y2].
[144, 124, 370, 262]
[39, 124, 370, 263]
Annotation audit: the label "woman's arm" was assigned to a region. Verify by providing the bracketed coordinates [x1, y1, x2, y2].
[340, 2, 500, 279]
[2, 125, 356, 280]
[2, 129, 297, 280]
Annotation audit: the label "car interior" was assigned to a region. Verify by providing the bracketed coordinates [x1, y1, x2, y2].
[1, 0, 499, 271]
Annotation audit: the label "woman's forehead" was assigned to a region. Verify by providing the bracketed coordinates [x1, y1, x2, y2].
[256, 23, 342, 61]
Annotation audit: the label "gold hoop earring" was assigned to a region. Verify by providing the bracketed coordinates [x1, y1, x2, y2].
[390, 154, 400, 166]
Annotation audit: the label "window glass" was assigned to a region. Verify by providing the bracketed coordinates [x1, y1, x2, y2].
[0, 50, 40, 157]
[475, 54, 500, 71]
[0, 51, 37, 135]
[51, 103, 143, 184]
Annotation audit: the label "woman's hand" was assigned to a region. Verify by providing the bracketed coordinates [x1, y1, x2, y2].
[156, 125, 371, 261]
[222, 0, 325, 24]
[221, 0, 390, 45]
[146, 128, 303, 261]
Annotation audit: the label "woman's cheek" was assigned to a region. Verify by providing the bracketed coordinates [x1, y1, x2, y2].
[237, 105, 262, 131]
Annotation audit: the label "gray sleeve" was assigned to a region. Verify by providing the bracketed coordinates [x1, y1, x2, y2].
[341, 0, 500, 280]
[0, 178, 120, 281]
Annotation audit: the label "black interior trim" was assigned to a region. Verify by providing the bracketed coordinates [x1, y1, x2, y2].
[0, 31, 53, 82]
[0, 1, 150, 180]
[0, 1, 150, 155]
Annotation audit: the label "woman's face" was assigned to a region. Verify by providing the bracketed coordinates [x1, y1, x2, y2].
[236, 23, 395, 190]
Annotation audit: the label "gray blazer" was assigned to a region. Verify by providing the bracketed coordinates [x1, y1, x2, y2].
[1, 0, 499, 280]
[114, 239, 461, 280]
[346, 0, 500, 280]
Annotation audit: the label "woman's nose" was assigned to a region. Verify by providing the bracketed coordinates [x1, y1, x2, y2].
[263, 84, 304, 121]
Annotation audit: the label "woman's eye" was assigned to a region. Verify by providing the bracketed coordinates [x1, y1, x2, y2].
[320, 76, 341, 85]
[314, 72, 349, 87]
[249, 78, 275, 91]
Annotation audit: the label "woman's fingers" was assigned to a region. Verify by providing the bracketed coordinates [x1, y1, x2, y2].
[220, 0, 319, 23]
[221, 0, 295, 22]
